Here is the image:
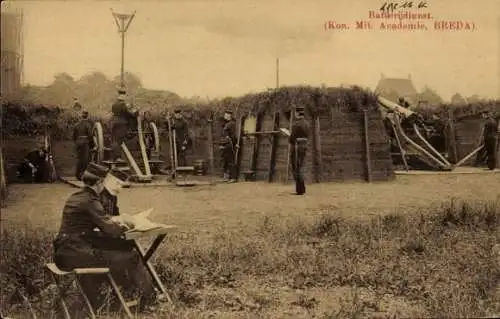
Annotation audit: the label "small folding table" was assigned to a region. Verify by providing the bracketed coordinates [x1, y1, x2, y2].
[123, 225, 178, 304]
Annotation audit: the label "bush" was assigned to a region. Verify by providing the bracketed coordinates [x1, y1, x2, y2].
[2, 86, 380, 140]
[1, 198, 499, 318]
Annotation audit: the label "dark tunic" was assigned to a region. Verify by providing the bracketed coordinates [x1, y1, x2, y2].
[220, 120, 236, 156]
[484, 119, 499, 140]
[483, 118, 499, 170]
[171, 118, 189, 143]
[73, 119, 94, 179]
[53, 187, 126, 266]
[289, 118, 309, 145]
[219, 119, 237, 178]
[73, 119, 94, 146]
[221, 119, 237, 145]
[111, 100, 138, 139]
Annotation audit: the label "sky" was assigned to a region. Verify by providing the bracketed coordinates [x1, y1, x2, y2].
[2, 0, 499, 100]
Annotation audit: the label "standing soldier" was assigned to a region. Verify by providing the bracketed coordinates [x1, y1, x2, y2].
[219, 110, 238, 182]
[110, 89, 139, 162]
[73, 110, 94, 180]
[475, 111, 490, 167]
[168, 109, 191, 167]
[289, 106, 309, 195]
[483, 113, 500, 170]
[143, 111, 154, 160]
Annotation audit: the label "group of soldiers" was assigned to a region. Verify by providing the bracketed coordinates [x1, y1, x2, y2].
[216, 106, 310, 193]
[72, 89, 193, 180]
[71, 89, 310, 194]
[51, 101, 311, 317]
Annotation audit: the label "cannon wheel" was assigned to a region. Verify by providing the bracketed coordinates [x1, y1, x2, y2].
[92, 122, 105, 164]
[149, 121, 160, 155]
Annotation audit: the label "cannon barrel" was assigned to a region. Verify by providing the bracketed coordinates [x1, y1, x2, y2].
[377, 96, 416, 119]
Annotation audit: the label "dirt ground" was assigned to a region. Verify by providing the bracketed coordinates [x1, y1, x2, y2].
[2, 172, 500, 233]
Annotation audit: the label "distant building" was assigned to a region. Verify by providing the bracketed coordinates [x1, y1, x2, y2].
[1, 10, 24, 96]
[374, 74, 418, 107]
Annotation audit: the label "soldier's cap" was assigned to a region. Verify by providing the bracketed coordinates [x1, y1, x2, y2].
[295, 106, 305, 111]
[81, 163, 109, 182]
[174, 109, 182, 114]
[117, 88, 127, 94]
[224, 110, 233, 114]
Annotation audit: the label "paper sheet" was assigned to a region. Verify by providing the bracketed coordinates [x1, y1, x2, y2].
[112, 208, 169, 232]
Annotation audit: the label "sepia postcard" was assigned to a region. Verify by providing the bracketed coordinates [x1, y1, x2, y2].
[1, 0, 499, 318]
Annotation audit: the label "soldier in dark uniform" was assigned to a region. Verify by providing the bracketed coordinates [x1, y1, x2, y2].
[53, 164, 155, 314]
[142, 111, 154, 160]
[110, 89, 139, 162]
[73, 110, 94, 180]
[219, 110, 238, 182]
[475, 111, 490, 167]
[483, 113, 500, 170]
[16, 145, 49, 183]
[168, 109, 190, 167]
[289, 106, 309, 195]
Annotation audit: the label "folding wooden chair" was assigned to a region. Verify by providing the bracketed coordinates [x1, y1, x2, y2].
[45, 263, 136, 319]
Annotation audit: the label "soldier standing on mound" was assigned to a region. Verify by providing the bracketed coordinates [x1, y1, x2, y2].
[110, 89, 139, 162]
[289, 106, 309, 195]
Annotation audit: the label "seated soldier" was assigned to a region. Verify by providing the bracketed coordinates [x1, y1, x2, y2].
[16, 146, 49, 183]
[53, 164, 156, 314]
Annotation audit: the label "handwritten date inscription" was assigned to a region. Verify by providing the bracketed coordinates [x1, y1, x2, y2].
[380, 1, 428, 12]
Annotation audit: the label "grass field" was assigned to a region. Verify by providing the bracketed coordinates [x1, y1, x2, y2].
[1, 173, 500, 318]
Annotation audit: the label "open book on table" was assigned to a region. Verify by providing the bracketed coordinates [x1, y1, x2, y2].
[111, 208, 170, 232]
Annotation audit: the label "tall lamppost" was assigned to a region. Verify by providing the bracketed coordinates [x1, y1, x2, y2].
[111, 9, 136, 90]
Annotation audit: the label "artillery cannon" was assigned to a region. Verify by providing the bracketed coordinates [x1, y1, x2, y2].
[377, 96, 453, 171]
[91, 113, 163, 182]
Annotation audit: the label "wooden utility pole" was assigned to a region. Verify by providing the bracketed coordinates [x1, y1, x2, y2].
[276, 58, 279, 89]
[111, 9, 136, 89]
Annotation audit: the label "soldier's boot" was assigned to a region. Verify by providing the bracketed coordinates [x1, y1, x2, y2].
[223, 172, 229, 182]
[298, 180, 306, 195]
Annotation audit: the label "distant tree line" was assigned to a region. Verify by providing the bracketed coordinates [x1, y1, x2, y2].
[7, 71, 212, 116]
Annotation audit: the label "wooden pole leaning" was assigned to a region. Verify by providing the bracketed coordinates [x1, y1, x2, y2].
[166, 113, 176, 179]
